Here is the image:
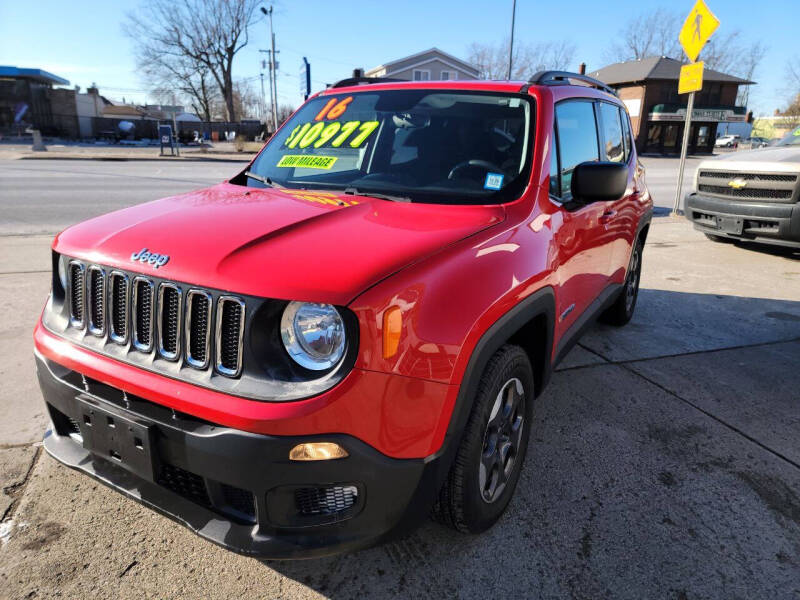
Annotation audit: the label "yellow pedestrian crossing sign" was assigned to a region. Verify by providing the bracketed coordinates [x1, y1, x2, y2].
[679, 0, 720, 62]
[678, 61, 704, 94]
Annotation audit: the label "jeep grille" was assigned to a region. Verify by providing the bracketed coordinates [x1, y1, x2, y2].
[66, 261, 244, 378]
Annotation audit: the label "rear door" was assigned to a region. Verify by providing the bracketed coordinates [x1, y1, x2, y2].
[596, 101, 639, 282]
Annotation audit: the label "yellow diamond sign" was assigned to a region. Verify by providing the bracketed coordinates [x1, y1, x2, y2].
[679, 0, 720, 62]
[678, 61, 704, 94]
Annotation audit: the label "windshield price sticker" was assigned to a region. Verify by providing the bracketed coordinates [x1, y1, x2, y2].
[276, 155, 338, 170]
[284, 120, 380, 149]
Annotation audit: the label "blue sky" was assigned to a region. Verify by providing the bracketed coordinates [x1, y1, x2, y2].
[1, 0, 796, 116]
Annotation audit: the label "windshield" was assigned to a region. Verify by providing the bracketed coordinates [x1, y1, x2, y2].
[243, 89, 533, 204]
[775, 125, 800, 147]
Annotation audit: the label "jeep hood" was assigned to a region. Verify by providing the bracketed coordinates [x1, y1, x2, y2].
[54, 183, 505, 305]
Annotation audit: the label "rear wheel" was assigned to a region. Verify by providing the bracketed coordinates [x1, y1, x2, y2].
[600, 236, 643, 326]
[432, 345, 533, 533]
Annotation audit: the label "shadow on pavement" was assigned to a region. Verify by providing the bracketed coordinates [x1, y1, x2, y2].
[262, 289, 800, 599]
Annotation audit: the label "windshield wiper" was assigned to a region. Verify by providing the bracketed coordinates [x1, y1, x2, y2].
[245, 171, 284, 188]
[344, 187, 411, 203]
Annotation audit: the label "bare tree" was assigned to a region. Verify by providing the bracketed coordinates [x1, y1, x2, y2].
[785, 56, 800, 97]
[127, 0, 259, 121]
[604, 9, 683, 62]
[140, 54, 219, 121]
[604, 9, 766, 108]
[468, 39, 576, 80]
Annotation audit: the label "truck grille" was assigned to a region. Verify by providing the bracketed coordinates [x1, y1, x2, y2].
[66, 261, 245, 378]
[697, 170, 799, 203]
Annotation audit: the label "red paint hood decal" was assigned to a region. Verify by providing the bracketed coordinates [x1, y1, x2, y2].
[54, 183, 505, 305]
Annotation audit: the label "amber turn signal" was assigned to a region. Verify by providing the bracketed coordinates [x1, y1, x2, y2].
[289, 442, 349, 461]
[382, 306, 402, 359]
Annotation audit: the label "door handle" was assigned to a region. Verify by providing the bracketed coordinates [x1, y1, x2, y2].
[599, 209, 617, 224]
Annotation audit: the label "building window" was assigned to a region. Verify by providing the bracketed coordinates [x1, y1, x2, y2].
[413, 69, 431, 81]
[440, 70, 457, 80]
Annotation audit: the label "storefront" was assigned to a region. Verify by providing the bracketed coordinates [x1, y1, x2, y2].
[644, 105, 747, 154]
[589, 57, 752, 156]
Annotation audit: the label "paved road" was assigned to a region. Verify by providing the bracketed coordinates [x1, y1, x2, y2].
[1, 158, 798, 599]
[0, 160, 239, 235]
[0, 157, 701, 236]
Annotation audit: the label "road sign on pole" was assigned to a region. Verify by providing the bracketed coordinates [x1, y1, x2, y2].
[672, 0, 719, 217]
[678, 0, 720, 62]
[678, 61, 704, 95]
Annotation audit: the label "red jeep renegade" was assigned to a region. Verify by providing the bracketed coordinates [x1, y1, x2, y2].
[34, 72, 652, 558]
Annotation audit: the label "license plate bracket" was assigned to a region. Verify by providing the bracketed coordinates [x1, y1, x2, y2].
[717, 215, 743, 235]
[76, 397, 157, 482]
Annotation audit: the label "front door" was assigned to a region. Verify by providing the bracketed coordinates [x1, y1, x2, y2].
[551, 100, 616, 333]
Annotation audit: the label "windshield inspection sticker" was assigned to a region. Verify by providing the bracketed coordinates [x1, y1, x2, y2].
[484, 172, 504, 190]
[277, 155, 338, 169]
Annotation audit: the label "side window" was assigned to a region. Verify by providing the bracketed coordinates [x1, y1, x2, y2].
[598, 102, 624, 163]
[554, 101, 599, 200]
[549, 126, 560, 197]
[619, 107, 632, 162]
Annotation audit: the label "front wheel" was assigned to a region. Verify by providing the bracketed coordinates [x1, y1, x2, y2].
[432, 345, 534, 533]
[600, 236, 643, 326]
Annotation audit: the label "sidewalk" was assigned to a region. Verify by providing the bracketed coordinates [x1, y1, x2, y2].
[0, 141, 258, 162]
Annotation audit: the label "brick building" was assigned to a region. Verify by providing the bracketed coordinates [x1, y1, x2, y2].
[589, 57, 753, 155]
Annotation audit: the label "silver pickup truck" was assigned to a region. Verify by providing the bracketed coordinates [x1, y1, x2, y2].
[685, 128, 800, 249]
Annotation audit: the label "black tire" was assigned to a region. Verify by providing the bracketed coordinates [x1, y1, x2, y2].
[704, 233, 733, 243]
[600, 236, 643, 326]
[432, 344, 534, 533]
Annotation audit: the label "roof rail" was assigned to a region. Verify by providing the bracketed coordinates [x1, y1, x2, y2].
[521, 71, 617, 96]
[329, 76, 406, 89]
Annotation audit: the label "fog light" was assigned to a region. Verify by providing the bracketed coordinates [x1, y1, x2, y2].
[289, 442, 349, 461]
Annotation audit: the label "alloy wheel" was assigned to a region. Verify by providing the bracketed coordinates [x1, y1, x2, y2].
[479, 377, 525, 503]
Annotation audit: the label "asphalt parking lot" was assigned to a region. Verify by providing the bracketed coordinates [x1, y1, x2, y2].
[1, 158, 799, 599]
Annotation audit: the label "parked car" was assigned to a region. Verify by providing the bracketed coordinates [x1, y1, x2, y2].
[685, 126, 800, 248]
[34, 72, 652, 558]
[742, 136, 769, 149]
[715, 134, 740, 148]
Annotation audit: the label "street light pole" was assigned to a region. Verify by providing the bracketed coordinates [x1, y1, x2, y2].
[507, 0, 517, 79]
[261, 5, 278, 131]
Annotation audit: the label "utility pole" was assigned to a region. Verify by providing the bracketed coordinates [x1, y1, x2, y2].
[507, 0, 517, 79]
[259, 65, 266, 122]
[260, 6, 279, 131]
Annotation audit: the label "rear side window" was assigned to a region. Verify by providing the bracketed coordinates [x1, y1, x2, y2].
[554, 101, 599, 200]
[620, 107, 632, 162]
[598, 102, 624, 163]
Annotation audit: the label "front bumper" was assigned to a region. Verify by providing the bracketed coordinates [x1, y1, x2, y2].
[36, 352, 442, 559]
[685, 192, 800, 248]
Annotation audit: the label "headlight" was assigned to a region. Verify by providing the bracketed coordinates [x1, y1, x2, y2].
[280, 301, 346, 370]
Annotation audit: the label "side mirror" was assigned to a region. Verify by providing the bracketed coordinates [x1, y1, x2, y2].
[570, 161, 628, 202]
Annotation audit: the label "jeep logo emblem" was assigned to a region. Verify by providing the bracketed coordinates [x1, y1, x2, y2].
[131, 248, 170, 269]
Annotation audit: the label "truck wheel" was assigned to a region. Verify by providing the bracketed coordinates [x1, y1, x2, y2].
[432, 344, 534, 533]
[600, 236, 643, 326]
